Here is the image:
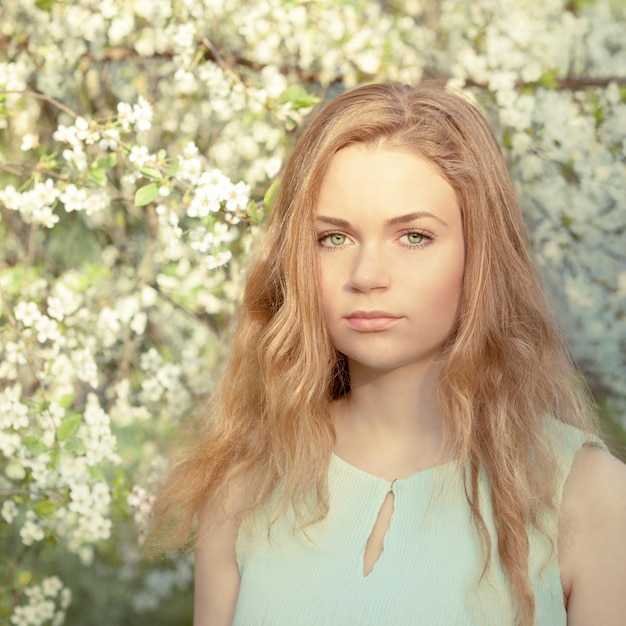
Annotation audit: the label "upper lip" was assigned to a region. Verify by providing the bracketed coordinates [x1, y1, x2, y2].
[346, 310, 400, 319]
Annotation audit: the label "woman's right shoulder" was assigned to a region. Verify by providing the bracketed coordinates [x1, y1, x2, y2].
[193, 474, 248, 626]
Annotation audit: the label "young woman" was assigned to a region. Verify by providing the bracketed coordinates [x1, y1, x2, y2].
[151, 83, 626, 625]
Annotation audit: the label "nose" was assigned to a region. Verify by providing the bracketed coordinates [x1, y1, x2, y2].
[348, 246, 390, 292]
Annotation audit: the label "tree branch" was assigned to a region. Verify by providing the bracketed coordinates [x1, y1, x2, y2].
[1, 90, 79, 119]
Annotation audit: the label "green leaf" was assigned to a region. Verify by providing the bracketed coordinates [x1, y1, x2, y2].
[263, 180, 280, 214]
[39, 151, 60, 168]
[88, 466, 105, 482]
[537, 70, 560, 89]
[87, 168, 107, 186]
[166, 158, 180, 176]
[23, 436, 48, 456]
[246, 201, 261, 224]
[502, 130, 512, 150]
[0, 266, 40, 295]
[134, 183, 159, 206]
[49, 447, 60, 470]
[278, 85, 320, 110]
[59, 393, 75, 410]
[139, 167, 164, 182]
[56, 414, 82, 442]
[593, 107, 604, 128]
[93, 153, 118, 170]
[35, 0, 57, 11]
[34, 500, 59, 518]
[64, 440, 86, 455]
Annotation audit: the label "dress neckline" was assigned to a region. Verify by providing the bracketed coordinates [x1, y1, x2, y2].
[330, 452, 458, 486]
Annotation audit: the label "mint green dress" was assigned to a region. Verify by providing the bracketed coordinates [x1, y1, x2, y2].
[233, 420, 604, 625]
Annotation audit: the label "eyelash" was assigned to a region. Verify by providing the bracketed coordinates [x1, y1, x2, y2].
[317, 231, 349, 249]
[316, 229, 434, 250]
[398, 229, 434, 249]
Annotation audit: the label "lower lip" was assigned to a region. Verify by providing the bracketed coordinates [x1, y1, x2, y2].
[345, 317, 402, 332]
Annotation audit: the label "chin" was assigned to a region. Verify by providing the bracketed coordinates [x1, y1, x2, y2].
[346, 353, 445, 376]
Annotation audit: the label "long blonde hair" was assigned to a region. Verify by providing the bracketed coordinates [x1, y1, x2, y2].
[150, 83, 597, 625]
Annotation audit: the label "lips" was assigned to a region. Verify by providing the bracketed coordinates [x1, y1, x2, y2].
[344, 310, 402, 332]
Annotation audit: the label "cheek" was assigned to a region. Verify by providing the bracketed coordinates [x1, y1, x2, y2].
[434, 254, 465, 318]
[317, 260, 339, 303]
[317, 267, 333, 326]
[320, 287, 337, 328]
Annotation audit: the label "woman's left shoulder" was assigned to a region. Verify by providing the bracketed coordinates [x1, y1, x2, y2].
[559, 444, 626, 624]
[562, 444, 626, 513]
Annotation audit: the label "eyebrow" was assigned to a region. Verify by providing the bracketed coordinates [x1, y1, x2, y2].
[315, 211, 449, 228]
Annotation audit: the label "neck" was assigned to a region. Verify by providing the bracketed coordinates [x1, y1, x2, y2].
[332, 358, 449, 478]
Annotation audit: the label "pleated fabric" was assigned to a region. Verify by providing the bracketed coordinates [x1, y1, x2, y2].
[233, 419, 604, 626]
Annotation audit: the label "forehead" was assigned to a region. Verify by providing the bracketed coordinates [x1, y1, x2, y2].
[316, 144, 460, 228]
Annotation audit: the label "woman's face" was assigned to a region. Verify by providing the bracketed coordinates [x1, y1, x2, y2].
[315, 143, 465, 376]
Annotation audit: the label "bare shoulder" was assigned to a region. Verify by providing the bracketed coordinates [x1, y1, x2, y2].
[561, 445, 626, 516]
[559, 445, 626, 625]
[194, 475, 247, 626]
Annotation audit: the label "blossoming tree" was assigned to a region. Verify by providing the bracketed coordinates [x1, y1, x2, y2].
[0, 0, 624, 623]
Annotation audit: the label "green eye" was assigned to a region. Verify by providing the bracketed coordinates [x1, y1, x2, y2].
[317, 232, 348, 248]
[405, 232, 424, 244]
[327, 233, 346, 246]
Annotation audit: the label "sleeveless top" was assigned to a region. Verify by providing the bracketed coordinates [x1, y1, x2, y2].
[233, 419, 605, 625]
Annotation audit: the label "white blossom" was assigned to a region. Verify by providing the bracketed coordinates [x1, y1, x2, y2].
[20, 514, 45, 546]
[14, 301, 41, 327]
[42, 577, 64, 598]
[20, 133, 39, 151]
[2, 500, 18, 524]
[0, 432, 22, 457]
[35, 315, 60, 344]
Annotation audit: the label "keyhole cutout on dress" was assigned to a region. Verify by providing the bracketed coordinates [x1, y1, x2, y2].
[363, 484, 396, 577]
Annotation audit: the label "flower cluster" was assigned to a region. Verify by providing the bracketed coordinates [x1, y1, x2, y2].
[8, 577, 71, 626]
[0, 385, 117, 561]
[127, 485, 156, 546]
[0, 181, 61, 228]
